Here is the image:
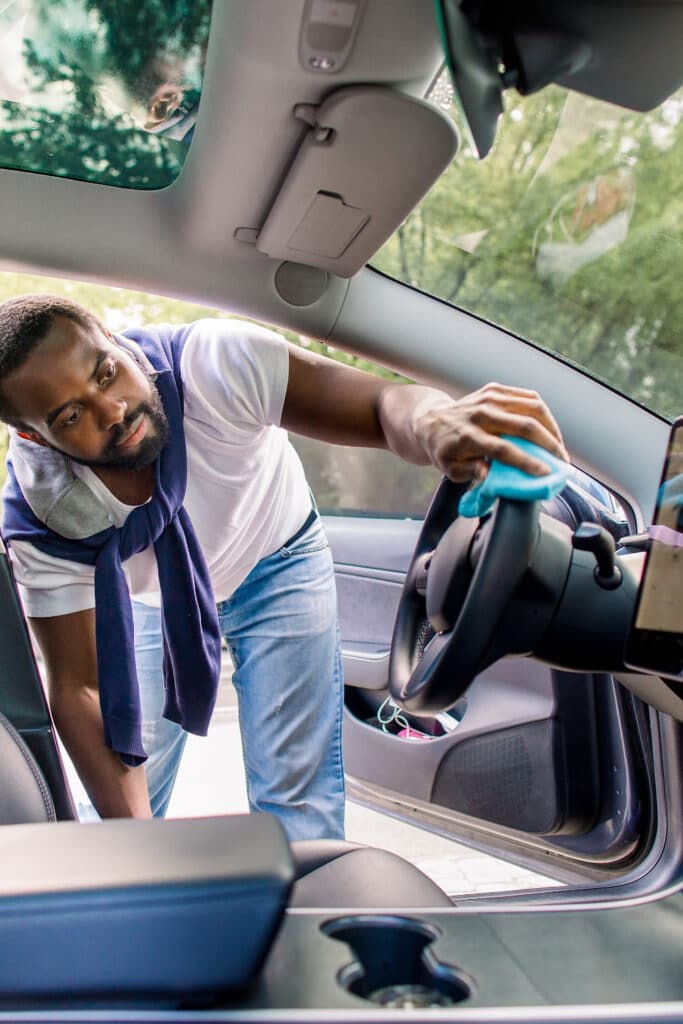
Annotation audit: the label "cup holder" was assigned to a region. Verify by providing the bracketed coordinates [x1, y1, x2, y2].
[322, 915, 473, 1009]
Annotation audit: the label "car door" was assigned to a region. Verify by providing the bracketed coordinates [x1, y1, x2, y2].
[283, 63, 683, 885]
[290, 432, 654, 883]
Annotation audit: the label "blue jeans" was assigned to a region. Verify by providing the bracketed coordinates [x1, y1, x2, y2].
[133, 514, 345, 841]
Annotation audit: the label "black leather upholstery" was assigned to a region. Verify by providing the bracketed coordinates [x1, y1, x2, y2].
[0, 710, 56, 824]
[0, 712, 452, 908]
[290, 839, 453, 907]
[0, 549, 76, 819]
[0, 814, 294, 1002]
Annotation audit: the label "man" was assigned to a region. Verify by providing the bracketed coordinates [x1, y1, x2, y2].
[0, 294, 567, 839]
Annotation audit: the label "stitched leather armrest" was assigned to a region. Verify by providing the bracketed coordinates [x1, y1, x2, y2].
[0, 814, 293, 1004]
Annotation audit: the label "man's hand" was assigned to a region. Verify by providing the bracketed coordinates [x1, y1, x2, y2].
[394, 382, 569, 482]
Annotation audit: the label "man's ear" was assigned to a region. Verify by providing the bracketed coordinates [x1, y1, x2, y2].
[16, 430, 50, 448]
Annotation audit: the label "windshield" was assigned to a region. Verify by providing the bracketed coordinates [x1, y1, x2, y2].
[373, 73, 683, 421]
[0, 0, 212, 189]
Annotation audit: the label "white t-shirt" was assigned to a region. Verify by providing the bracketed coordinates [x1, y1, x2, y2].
[8, 319, 312, 617]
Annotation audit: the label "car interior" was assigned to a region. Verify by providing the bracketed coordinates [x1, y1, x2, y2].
[0, 0, 680, 1019]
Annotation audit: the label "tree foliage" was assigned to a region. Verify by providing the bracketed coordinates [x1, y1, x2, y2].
[0, 0, 211, 188]
[374, 84, 683, 420]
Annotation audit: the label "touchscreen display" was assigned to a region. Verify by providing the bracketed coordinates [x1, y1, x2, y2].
[625, 418, 683, 680]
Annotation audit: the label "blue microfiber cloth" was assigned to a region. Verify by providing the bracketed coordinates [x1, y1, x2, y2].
[458, 436, 570, 518]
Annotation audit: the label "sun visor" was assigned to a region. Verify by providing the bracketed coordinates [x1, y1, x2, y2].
[256, 87, 458, 278]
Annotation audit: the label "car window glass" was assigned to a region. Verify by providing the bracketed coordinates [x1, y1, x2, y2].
[373, 72, 683, 421]
[291, 434, 441, 518]
[0, 0, 212, 189]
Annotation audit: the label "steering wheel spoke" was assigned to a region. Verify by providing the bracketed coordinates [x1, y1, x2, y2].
[398, 630, 450, 712]
[410, 551, 433, 599]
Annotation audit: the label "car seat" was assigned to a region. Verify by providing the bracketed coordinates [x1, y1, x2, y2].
[0, 542, 451, 916]
[0, 705, 450, 905]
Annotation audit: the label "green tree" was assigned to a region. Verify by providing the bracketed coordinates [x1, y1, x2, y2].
[0, 0, 212, 188]
[374, 85, 683, 419]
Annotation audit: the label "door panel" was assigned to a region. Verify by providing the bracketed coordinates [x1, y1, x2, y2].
[324, 514, 647, 870]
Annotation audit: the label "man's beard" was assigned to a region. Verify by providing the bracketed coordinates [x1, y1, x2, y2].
[72, 381, 170, 471]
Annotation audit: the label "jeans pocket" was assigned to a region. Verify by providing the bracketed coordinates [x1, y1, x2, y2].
[278, 517, 328, 558]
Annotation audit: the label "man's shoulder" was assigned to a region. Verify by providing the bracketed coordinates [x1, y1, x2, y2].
[124, 317, 286, 346]
[183, 317, 286, 345]
[174, 320, 290, 424]
[177, 318, 288, 372]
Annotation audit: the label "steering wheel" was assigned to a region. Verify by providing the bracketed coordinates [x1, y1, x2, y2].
[388, 477, 540, 716]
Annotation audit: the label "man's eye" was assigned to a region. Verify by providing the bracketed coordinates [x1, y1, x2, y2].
[60, 409, 81, 429]
[99, 361, 117, 385]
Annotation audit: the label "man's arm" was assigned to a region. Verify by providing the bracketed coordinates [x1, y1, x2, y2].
[29, 609, 152, 819]
[282, 344, 568, 479]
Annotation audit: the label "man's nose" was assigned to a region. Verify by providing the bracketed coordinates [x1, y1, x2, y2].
[97, 393, 127, 431]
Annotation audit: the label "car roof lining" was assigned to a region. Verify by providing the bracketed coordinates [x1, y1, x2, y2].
[1, 0, 681, 329]
[2, 1, 682, 310]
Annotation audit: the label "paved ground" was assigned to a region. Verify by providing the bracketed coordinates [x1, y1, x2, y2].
[66, 655, 562, 898]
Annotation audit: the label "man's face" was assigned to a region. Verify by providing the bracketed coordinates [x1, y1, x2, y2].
[3, 315, 169, 470]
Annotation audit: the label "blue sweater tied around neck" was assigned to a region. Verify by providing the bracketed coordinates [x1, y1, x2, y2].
[2, 324, 223, 766]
